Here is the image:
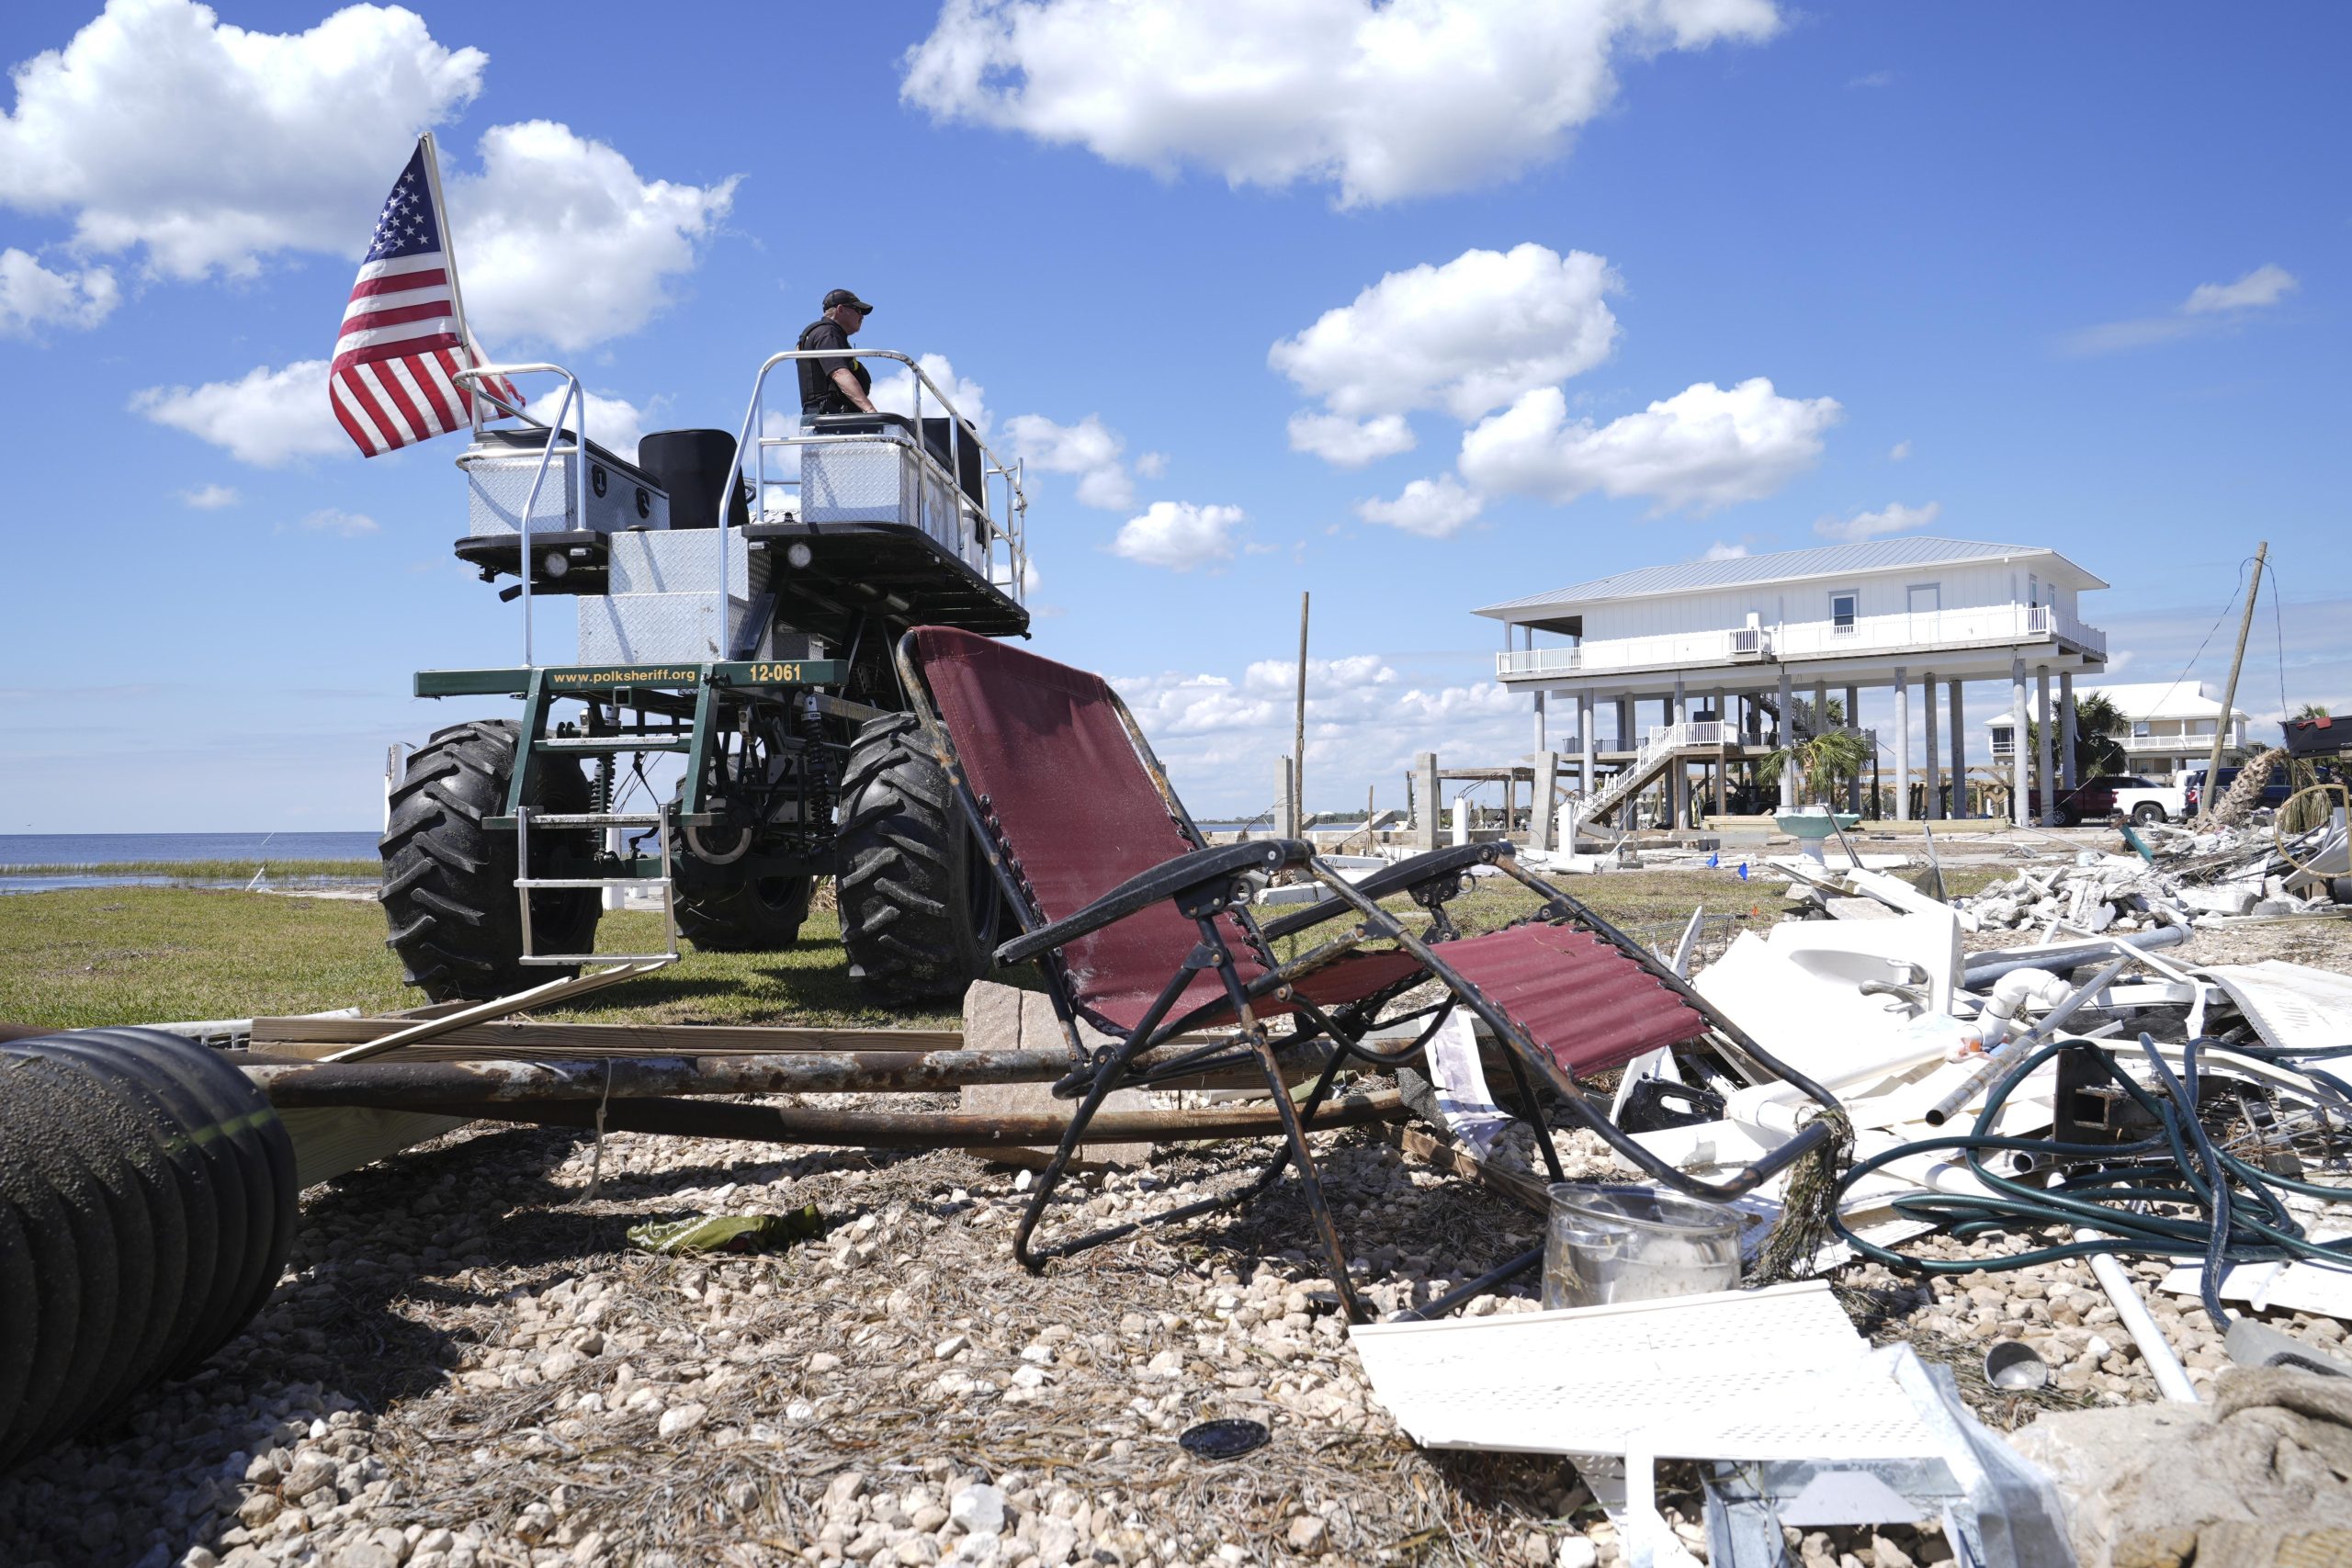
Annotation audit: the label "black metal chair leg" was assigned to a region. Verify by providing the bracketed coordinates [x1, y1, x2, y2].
[1012, 952, 1219, 1269]
[1248, 1028, 1369, 1324]
[1012, 1032, 1154, 1271]
[1499, 1049, 1568, 1185]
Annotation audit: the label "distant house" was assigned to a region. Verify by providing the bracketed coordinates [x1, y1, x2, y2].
[1984, 681, 2251, 781]
[1476, 536, 2109, 827]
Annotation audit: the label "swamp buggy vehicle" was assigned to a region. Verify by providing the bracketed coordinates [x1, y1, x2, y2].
[380, 352, 1033, 1007]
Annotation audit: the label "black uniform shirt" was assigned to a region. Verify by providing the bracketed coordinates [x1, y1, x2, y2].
[797, 317, 871, 415]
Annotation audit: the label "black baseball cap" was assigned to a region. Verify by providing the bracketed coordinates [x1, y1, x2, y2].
[823, 288, 875, 314]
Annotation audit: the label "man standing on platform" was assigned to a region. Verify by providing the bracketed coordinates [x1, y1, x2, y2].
[797, 288, 878, 416]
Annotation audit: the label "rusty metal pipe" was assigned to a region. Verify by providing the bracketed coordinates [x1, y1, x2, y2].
[380, 1089, 1405, 1148]
[239, 1046, 1087, 1109]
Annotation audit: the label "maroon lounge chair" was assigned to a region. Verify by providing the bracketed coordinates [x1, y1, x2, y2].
[895, 627, 1840, 1320]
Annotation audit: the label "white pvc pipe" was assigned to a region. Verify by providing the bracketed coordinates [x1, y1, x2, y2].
[1980, 967, 2075, 1047]
[1726, 1038, 1959, 1137]
[2083, 1244, 2199, 1404]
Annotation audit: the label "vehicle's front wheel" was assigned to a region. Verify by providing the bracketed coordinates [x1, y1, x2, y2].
[379, 720, 599, 1000]
[2132, 802, 2168, 826]
[835, 715, 1007, 1005]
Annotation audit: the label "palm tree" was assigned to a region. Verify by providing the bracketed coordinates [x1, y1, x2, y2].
[2294, 701, 2331, 721]
[1763, 728, 1873, 808]
[2027, 692, 2129, 778]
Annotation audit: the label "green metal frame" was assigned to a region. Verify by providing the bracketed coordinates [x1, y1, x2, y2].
[410, 660, 845, 836]
[413, 659, 848, 698]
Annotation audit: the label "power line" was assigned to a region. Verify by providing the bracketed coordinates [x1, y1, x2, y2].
[2267, 555, 2290, 720]
[2151, 555, 2254, 717]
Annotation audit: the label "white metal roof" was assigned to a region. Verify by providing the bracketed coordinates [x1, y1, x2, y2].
[2081, 682, 2247, 722]
[1984, 683, 2247, 730]
[1475, 536, 2108, 620]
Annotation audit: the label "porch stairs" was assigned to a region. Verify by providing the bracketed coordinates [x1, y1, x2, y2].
[1577, 695, 1873, 828]
[1580, 720, 1728, 827]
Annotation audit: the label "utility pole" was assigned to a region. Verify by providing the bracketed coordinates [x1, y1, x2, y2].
[1293, 591, 1310, 835]
[2201, 541, 2267, 817]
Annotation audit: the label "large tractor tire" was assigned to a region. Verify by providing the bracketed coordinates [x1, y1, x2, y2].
[676, 874, 816, 953]
[836, 715, 1006, 1005]
[380, 719, 600, 1001]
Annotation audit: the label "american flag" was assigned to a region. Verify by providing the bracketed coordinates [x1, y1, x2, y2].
[329, 141, 515, 457]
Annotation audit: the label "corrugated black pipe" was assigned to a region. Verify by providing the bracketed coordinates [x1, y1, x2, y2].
[0, 1028, 297, 1472]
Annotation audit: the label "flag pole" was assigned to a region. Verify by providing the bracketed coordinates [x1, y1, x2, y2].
[417, 130, 492, 430]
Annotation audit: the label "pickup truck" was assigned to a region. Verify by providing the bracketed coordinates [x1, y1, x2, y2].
[2028, 773, 2177, 826]
[2110, 776, 2188, 825]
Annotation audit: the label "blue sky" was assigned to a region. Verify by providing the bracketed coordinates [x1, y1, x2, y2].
[1, 0, 2343, 832]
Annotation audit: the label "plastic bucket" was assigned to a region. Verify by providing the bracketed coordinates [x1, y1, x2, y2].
[1542, 1182, 1742, 1310]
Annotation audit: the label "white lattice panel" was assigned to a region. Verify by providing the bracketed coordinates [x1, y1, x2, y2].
[1349, 1281, 1944, 1460]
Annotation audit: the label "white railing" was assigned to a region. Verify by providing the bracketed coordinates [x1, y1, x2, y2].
[1497, 601, 2107, 678]
[729, 348, 1031, 604]
[2120, 730, 2220, 752]
[1645, 720, 1725, 750]
[1508, 645, 1585, 675]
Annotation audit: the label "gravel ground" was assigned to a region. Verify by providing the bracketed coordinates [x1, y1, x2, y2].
[7, 1085, 2347, 1568]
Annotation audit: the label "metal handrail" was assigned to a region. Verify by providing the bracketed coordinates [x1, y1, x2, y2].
[454, 362, 583, 669]
[724, 349, 1032, 612]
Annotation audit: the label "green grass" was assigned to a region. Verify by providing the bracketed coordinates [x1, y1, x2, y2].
[0, 859, 379, 880]
[0, 888, 959, 1033]
[0, 861, 1976, 1034]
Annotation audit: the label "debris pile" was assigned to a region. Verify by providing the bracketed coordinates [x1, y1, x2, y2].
[1958, 814, 2349, 931]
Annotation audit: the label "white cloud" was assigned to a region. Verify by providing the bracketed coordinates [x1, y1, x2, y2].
[298, 507, 377, 537]
[523, 386, 648, 463]
[1459, 378, 1841, 513]
[140, 362, 646, 471]
[1815, 499, 1940, 543]
[2183, 263, 2297, 315]
[179, 482, 239, 509]
[902, 0, 1782, 208]
[2063, 263, 2301, 355]
[871, 353, 991, 436]
[1111, 501, 1245, 570]
[0, 4, 729, 351]
[1112, 652, 1525, 813]
[448, 121, 736, 352]
[1699, 540, 1749, 560]
[1888, 439, 1911, 461]
[130, 358, 346, 467]
[1006, 412, 1134, 510]
[1134, 451, 1168, 479]
[1355, 474, 1484, 538]
[1271, 243, 1620, 429]
[0, 248, 119, 333]
[1287, 412, 1416, 467]
[0, 0, 486, 278]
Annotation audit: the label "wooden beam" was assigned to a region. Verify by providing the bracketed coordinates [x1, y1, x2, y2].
[249, 1016, 967, 1060]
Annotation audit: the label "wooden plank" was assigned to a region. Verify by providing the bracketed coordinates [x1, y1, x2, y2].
[249, 1016, 967, 1060]
[277, 1107, 469, 1190]
[1385, 1122, 1552, 1216]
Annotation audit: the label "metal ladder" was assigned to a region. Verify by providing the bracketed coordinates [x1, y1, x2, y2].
[514, 799, 683, 966]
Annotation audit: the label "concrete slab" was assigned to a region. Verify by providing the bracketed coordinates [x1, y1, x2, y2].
[958, 981, 1151, 1168]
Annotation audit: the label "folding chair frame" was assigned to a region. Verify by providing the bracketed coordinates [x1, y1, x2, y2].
[893, 634, 1844, 1323]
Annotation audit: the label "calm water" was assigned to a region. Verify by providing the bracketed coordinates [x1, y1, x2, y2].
[0, 832, 379, 894]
